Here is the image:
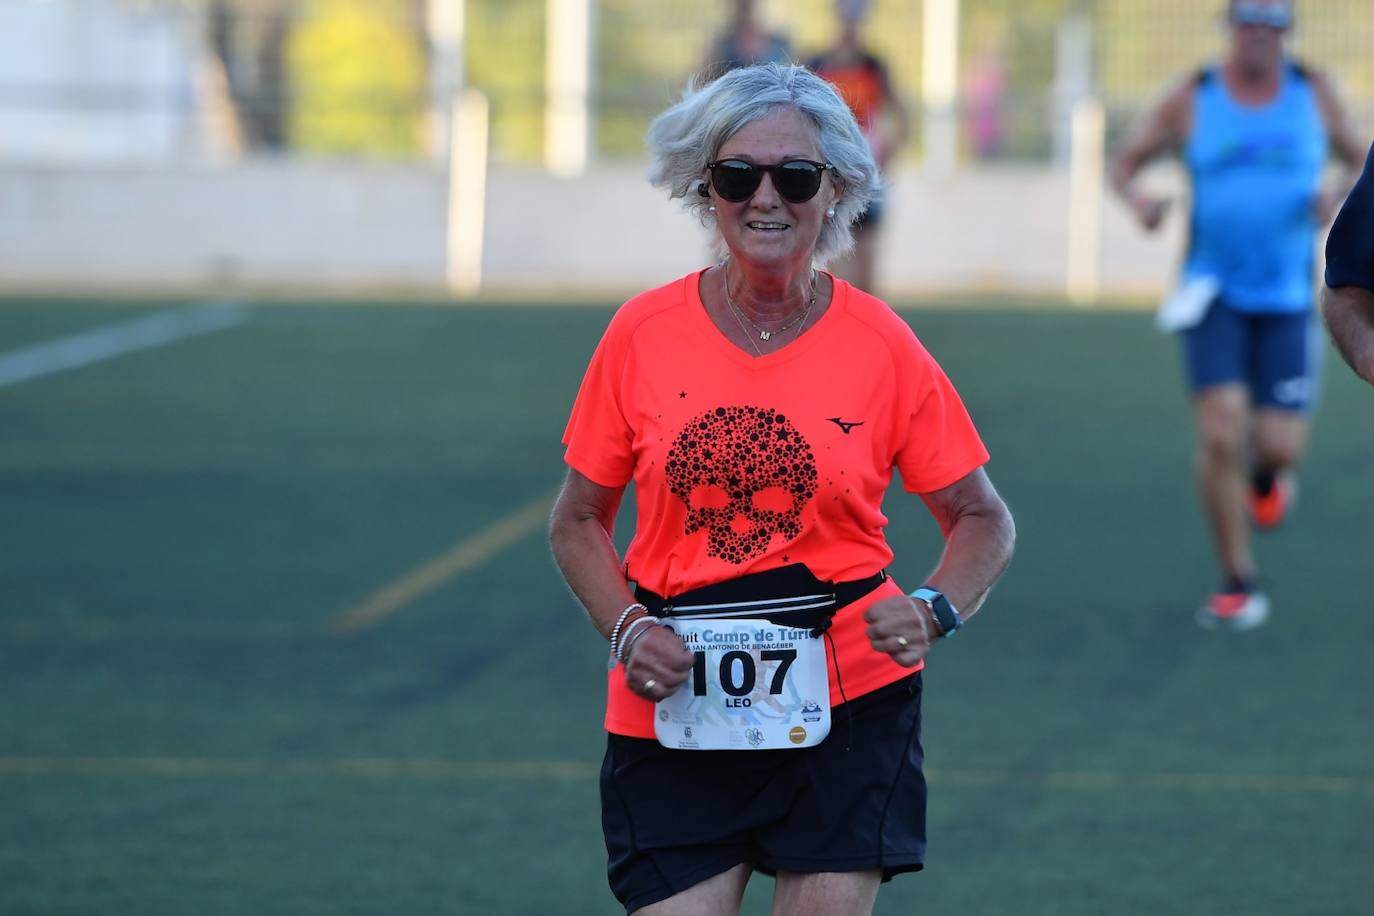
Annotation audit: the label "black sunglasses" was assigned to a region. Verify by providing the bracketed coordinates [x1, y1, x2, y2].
[705, 158, 833, 203]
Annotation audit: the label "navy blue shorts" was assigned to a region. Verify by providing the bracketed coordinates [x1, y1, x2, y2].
[1181, 300, 1321, 412]
[599, 674, 925, 914]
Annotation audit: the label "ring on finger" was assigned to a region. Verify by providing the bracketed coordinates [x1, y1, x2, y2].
[896, 636, 909, 648]
[643, 679, 657, 691]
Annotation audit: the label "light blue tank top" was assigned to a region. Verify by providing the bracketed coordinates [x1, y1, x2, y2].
[1184, 63, 1327, 313]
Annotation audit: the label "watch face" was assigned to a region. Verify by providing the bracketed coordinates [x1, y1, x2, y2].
[914, 587, 960, 634]
[928, 592, 960, 632]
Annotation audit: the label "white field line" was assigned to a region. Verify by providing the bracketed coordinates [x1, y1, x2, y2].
[0, 303, 247, 390]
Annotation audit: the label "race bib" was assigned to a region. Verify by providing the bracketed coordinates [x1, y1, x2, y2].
[654, 616, 830, 750]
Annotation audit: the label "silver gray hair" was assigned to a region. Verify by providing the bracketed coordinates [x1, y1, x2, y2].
[646, 63, 882, 265]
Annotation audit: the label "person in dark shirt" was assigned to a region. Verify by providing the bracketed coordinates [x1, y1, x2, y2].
[701, 0, 791, 83]
[1322, 142, 1374, 385]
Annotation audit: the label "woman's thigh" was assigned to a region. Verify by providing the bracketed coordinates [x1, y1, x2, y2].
[634, 864, 752, 916]
[771, 869, 883, 916]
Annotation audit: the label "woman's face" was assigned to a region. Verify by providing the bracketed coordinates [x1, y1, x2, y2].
[709, 106, 839, 275]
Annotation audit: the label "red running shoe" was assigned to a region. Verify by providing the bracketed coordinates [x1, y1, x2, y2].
[1196, 591, 1270, 630]
[1250, 471, 1296, 530]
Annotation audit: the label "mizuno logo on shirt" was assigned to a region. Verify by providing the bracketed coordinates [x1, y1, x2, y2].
[827, 418, 864, 434]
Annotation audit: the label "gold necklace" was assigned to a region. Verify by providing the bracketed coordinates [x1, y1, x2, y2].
[721, 266, 817, 345]
[726, 295, 765, 357]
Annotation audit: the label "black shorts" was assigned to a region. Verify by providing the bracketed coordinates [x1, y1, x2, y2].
[599, 673, 925, 913]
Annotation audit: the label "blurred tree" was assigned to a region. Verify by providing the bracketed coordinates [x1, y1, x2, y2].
[595, 0, 716, 159]
[286, 0, 425, 156]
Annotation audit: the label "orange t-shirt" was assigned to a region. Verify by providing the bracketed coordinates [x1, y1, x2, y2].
[562, 271, 990, 738]
[809, 53, 892, 136]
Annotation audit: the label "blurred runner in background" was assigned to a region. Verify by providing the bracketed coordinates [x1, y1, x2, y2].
[1110, 0, 1365, 630]
[702, 0, 792, 82]
[807, 0, 910, 293]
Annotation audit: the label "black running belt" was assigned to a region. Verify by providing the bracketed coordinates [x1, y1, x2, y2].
[634, 564, 887, 633]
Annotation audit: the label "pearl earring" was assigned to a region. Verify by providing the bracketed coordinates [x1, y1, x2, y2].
[825, 208, 836, 219]
[708, 205, 716, 212]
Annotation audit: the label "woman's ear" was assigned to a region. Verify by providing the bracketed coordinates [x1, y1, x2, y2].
[828, 177, 845, 210]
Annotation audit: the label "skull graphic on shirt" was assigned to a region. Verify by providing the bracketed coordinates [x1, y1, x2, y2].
[664, 406, 818, 564]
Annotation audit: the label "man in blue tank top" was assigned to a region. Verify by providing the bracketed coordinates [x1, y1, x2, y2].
[1323, 142, 1374, 385]
[1109, 0, 1365, 630]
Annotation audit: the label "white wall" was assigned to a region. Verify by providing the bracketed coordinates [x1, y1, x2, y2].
[0, 0, 197, 164]
[0, 159, 1189, 300]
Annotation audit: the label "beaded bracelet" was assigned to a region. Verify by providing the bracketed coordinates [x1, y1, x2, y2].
[617, 615, 662, 664]
[608, 602, 648, 661]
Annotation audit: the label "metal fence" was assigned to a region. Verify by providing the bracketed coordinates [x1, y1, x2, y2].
[2, 0, 1371, 169]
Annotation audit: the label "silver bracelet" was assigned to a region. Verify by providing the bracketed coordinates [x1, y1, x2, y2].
[617, 615, 662, 664]
[608, 602, 648, 661]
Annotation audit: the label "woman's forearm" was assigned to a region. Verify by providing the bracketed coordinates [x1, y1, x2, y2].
[921, 498, 1016, 621]
[549, 499, 637, 641]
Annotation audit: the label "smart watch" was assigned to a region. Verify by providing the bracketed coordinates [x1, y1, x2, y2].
[910, 586, 962, 637]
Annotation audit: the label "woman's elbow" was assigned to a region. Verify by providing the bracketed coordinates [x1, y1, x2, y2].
[548, 493, 580, 553]
[989, 496, 1017, 560]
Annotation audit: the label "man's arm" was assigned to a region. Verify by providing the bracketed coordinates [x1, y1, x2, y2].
[1108, 77, 1193, 232]
[1321, 286, 1374, 385]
